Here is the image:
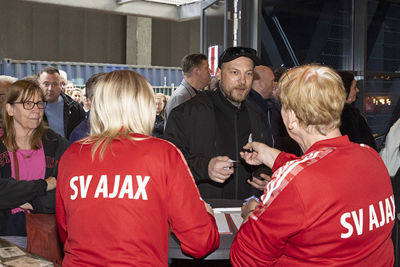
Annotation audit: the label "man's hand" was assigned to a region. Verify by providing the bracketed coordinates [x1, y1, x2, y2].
[45, 177, 57, 191]
[208, 156, 234, 183]
[247, 173, 271, 191]
[241, 199, 259, 223]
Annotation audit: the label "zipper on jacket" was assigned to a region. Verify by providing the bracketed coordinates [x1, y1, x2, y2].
[267, 108, 275, 147]
[234, 110, 239, 200]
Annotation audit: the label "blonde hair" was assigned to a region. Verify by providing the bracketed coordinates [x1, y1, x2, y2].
[154, 93, 167, 117]
[155, 93, 167, 104]
[277, 64, 346, 135]
[85, 70, 155, 160]
[1, 80, 48, 151]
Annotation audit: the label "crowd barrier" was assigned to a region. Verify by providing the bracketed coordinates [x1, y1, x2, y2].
[0, 59, 182, 96]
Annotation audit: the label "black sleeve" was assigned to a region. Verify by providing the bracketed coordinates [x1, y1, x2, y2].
[164, 108, 211, 182]
[77, 102, 86, 122]
[0, 178, 47, 210]
[30, 189, 56, 214]
[358, 118, 377, 151]
[30, 133, 70, 213]
[50, 135, 70, 178]
[66, 102, 87, 139]
[341, 107, 377, 151]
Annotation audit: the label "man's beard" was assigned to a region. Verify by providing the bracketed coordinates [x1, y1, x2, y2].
[220, 82, 249, 104]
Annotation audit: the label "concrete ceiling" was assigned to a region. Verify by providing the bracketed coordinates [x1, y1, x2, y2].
[18, 0, 205, 21]
[124, 0, 202, 5]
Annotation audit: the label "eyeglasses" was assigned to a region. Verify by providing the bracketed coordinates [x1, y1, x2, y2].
[13, 101, 47, 110]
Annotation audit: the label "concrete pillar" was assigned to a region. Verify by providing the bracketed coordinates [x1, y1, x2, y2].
[126, 16, 152, 65]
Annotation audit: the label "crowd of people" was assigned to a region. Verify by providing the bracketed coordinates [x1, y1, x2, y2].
[0, 45, 398, 266]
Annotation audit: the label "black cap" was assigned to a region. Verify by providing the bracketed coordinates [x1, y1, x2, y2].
[218, 47, 260, 68]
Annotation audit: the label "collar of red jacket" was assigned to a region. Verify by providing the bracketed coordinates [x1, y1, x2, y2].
[305, 135, 351, 154]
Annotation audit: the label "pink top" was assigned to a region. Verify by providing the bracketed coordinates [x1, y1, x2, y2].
[9, 143, 46, 214]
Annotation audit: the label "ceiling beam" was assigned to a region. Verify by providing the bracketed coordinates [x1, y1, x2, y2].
[18, 0, 202, 21]
[179, 2, 201, 21]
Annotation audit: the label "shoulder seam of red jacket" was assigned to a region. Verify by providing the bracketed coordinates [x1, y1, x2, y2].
[252, 147, 336, 220]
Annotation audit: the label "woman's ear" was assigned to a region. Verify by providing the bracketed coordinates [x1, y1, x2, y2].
[286, 109, 298, 131]
[5, 103, 13, 117]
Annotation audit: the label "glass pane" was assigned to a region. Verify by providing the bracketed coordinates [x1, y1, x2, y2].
[204, 1, 225, 53]
[367, 0, 400, 72]
[260, 0, 352, 69]
[364, 75, 400, 136]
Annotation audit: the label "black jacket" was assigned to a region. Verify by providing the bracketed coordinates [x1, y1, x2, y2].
[164, 90, 270, 200]
[246, 90, 302, 155]
[152, 115, 165, 138]
[0, 178, 47, 210]
[0, 129, 69, 215]
[44, 92, 86, 140]
[340, 103, 377, 151]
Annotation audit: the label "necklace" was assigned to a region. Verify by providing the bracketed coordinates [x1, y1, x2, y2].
[18, 149, 35, 159]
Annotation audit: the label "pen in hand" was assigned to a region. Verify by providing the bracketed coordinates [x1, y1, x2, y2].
[223, 159, 239, 170]
[242, 133, 253, 153]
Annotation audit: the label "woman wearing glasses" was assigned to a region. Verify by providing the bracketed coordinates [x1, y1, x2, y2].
[0, 79, 69, 248]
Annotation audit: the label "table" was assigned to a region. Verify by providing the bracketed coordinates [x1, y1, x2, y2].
[168, 199, 243, 260]
[0, 237, 58, 266]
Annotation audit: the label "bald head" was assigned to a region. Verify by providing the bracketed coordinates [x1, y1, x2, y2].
[0, 76, 17, 106]
[252, 66, 275, 99]
[0, 76, 17, 89]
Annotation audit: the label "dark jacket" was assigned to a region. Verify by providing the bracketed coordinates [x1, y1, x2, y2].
[152, 115, 165, 138]
[0, 178, 47, 210]
[44, 93, 86, 139]
[340, 103, 377, 151]
[69, 116, 90, 143]
[164, 90, 270, 200]
[246, 90, 302, 155]
[0, 129, 69, 215]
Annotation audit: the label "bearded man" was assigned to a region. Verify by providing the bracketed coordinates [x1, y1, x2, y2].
[164, 47, 271, 200]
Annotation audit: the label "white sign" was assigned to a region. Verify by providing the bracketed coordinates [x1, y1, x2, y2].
[208, 45, 219, 76]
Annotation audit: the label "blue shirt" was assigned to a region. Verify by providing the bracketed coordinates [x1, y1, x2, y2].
[69, 115, 90, 143]
[45, 96, 65, 137]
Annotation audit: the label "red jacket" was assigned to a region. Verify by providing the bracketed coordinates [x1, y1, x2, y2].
[56, 134, 219, 266]
[230, 136, 394, 266]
